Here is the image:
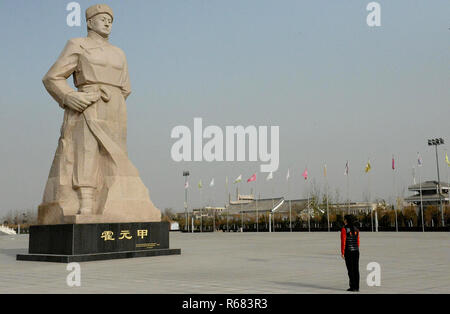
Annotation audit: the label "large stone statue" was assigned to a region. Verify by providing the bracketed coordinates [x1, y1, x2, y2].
[39, 4, 161, 224]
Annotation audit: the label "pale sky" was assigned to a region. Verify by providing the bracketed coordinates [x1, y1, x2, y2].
[0, 0, 449, 215]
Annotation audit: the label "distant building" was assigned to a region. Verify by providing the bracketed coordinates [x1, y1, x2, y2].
[191, 194, 378, 217]
[170, 221, 180, 231]
[226, 195, 292, 214]
[0, 224, 16, 235]
[192, 207, 225, 218]
[404, 181, 449, 208]
[328, 202, 378, 215]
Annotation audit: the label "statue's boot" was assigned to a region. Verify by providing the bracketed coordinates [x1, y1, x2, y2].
[78, 187, 94, 215]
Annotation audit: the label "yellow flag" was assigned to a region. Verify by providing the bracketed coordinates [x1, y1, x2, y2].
[365, 160, 371, 173]
[446, 152, 450, 166]
[324, 164, 327, 177]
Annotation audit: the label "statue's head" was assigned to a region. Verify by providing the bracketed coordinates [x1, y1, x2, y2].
[86, 4, 114, 37]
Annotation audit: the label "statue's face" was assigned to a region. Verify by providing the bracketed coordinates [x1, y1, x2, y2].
[88, 13, 113, 37]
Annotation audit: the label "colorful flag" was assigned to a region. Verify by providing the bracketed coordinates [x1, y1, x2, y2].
[344, 161, 349, 176]
[417, 153, 423, 167]
[210, 178, 214, 187]
[446, 152, 450, 166]
[266, 172, 273, 181]
[324, 164, 327, 177]
[392, 155, 395, 170]
[198, 180, 202, 189]
[365, 160, 371, 173]
[247, 174, 256, 183]
[185, 181, 189, 189]
[234, 175, 242, 183]
[302, 168, 308, 181]
[286, 169, 290, 181]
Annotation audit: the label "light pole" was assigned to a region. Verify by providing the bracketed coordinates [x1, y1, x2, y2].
[428, 138, 445, 227]
[183, 171, 190, 232]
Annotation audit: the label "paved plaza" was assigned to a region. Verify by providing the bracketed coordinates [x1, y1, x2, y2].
[0, 232, 449, 293]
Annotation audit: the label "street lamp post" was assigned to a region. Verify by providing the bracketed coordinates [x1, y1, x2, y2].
[183, 171, 190, 232]
[428, 138, 445, 227]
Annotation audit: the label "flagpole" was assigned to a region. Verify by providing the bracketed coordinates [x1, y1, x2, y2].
[447, 149, 449, 189]
[212, 180, 215, 232]
[326, 165, 330, 232]
[368, 162, 373, 232]
[184, 175, 188, 232]
[347, 171, 350, 213]
[393, 156, 398, 232]
[394, 172, 398, 232]
[447, 149, 449, 184]
[209, 180, 212, 231]
[307, 180, 310, 232]
[369, 163, 377, 232]
[419, 165, 424, 232]
[272, 180, 275, 233]
[240, 181, 244, 232]
[347, 174, 350, 213]
[446, 150, 449, 221]
[269, 211, 272, 233]
[447, 152, 449, 224]
[200, 186, 203, 233]
[288, 170, 292, 232]
[255, 181, 259, 233]
[226, 177, 229, 232]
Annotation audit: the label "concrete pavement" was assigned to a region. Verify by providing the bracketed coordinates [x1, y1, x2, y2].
[0, 232, 449, 293]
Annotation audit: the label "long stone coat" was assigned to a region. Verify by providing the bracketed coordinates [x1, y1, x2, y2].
[39, 31, 160, 224]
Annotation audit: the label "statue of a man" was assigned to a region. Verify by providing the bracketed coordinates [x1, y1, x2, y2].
[39, 4, 161, 224]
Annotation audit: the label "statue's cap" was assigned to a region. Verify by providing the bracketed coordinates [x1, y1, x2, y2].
[86, 4, 114, 21]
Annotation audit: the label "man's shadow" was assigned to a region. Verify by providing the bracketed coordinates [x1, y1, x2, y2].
[271, 281, 344, 292]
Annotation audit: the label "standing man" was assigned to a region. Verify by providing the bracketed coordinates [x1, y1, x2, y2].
[340, 215, 360, 292]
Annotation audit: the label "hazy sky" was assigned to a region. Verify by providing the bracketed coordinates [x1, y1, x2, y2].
[0, 0, 449, 216]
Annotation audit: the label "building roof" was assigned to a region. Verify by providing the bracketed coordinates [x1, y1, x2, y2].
[408, 181, 449, 191]
[226, 197, 284, 214]
[404, 193, 449, 203]
[276, 199, 308, 212]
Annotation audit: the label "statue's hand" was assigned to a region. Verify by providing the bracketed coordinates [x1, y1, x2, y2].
[64, 92, 101, 112]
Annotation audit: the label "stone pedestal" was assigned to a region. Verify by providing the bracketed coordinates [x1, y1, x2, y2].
[16, 222, 181, 263]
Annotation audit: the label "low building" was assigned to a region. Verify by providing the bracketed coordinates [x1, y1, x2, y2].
[328, 202, 378, 215]
[215, 195, 378, 216]
[184, 194, 381, 221]
[170, 221, 180, 231]
[192, 206, 225, 218]
[404, 181, 449, 208]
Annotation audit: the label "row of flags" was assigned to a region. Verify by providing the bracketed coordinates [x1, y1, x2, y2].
[186, 152, 450, 189]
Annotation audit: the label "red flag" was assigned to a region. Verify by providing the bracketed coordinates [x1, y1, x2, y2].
[247, 174, 256, 183]
[302, 168, 308, 181]
[392, 156, 395, 170]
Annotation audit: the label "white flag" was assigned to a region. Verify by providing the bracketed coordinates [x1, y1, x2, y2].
[185, 181, 189, 189]
[286, 169, 290, 181]
[210, 178, 214, 187]
[266, 172, 273, 181]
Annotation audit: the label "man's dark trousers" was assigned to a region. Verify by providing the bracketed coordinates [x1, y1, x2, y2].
[345, 250, 360, 290]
